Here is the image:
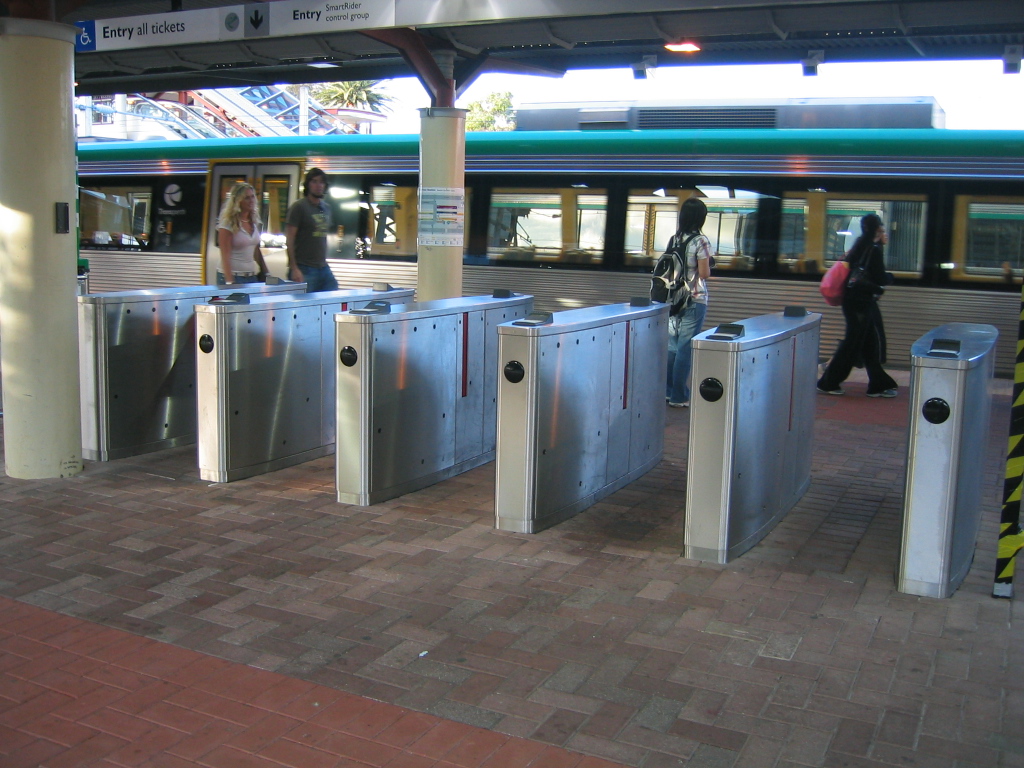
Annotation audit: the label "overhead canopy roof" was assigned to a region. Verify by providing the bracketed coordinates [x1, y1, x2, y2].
[59, 0, 1024, 97]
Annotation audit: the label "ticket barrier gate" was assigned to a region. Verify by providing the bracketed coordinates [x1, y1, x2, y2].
[79, 280, 304, 461]
[335, 292, 533, 506]
[195, 285, 415, 483]
[898, 323, 998, 598]
[494, 301, 669, 533]
[684, 309, 820, 563]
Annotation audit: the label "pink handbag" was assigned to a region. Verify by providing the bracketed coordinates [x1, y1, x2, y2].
[819, 259, 850, 306]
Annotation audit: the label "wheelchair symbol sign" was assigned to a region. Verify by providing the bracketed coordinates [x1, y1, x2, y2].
[76, 21, 97, 52]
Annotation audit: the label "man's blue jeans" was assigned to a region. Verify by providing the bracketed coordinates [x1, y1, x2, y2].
[297, 264, 339, 292]
[666, 302, 708, 404]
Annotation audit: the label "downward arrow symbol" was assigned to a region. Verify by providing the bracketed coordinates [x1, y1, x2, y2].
[250, 10, 264, 29]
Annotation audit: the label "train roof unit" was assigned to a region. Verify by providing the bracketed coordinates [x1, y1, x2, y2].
[515, 97, 946, 131]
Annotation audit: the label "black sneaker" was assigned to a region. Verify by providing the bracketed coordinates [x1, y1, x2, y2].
[867, 388, 898, 398]
[816, 386, 844, 395]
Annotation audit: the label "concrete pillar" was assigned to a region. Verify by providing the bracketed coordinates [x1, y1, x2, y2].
[299, 85, 310, 136]
[417, 107, 466, 300]
[0, 18, 83, 478]
[114, 93, 128, 140]
[77, 95, 94, 138]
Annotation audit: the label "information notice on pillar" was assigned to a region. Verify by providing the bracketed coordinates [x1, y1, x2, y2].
[418, 187, 465, 247]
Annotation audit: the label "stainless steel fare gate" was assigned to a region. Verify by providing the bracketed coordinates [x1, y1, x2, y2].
[685, 309, 820, 563]
[494, 301, 669, 533]
[79, 281, 304, 461]
[335, 293, 533, 506]
[898, 322, 998, 598]
[195, 286, 414, 483]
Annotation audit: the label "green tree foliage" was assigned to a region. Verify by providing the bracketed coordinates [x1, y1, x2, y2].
[465, 92, 516, 132]
[308, 81, 394, 113]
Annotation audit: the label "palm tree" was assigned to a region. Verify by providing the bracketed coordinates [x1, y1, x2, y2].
[310, 81, 394, 114]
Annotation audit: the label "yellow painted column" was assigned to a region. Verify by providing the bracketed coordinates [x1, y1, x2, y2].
[0, 19, 83, 478]
[417, 107, 466, 301]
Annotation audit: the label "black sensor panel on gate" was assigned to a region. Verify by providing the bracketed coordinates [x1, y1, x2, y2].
[708, 323, 745, 341]
[928, 338, 961, 357]
[208, 293, 250, 305]
[513, 312, 553, 327]
[350, 300, 391, 315]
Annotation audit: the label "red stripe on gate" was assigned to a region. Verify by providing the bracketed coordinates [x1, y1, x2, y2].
[462, 312, 469, 398]
[623, 320, 631, 409]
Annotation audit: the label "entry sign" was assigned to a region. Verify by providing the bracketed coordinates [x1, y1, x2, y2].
[418, 187, 465, 247]
[76, 0, 396, 52]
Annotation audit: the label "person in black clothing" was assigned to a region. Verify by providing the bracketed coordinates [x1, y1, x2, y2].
[817, 213, 899, 398]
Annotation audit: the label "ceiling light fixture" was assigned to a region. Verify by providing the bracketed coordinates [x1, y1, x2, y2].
[801, 50, 824, 76]
[631, 55, 658, 79]
[1004, 45, 1022, 74]
[664, 42, 701, 53]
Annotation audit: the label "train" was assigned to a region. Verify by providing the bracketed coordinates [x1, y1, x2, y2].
[76, 128, 1024, 374]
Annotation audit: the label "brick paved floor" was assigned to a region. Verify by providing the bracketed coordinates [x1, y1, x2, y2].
[1, 369, 1022, 767]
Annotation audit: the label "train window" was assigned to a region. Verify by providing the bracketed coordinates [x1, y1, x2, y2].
[366, 185, 418, 259]
[487, 189, 606, 264]
[79, 185, 151, 251]
[824, 197, 926, 275]
[628, 189, 794, 273]
[962, 200, 1024, 277]
[260, 175, 290, 250]
[779, 200, 810, 269]
[625, 192, 682, 266]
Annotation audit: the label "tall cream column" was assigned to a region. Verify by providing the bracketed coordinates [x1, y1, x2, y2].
[417, 107, 467, 300]
[0, 19, 83, 478]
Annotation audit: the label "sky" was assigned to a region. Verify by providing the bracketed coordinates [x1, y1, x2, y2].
[368, 59, 1024, 133]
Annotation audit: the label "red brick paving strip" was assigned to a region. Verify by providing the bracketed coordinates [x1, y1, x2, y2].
[0, 596, 626, 768]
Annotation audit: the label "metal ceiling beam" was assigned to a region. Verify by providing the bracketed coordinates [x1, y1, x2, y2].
[361, 27, 455, 108]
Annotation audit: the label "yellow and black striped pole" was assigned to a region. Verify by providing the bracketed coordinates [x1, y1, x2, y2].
[995, 299, 1024, 598]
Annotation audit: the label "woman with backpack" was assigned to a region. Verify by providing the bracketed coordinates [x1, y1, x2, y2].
[816, 213, 898, 397]
[663, 197, 713, 407]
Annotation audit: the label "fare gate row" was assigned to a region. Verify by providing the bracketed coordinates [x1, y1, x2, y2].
[81, 281, 998, 599]
[79, 280, 306, 462]
[489, 306, 997, 600]
[682, 315, 996, 599]
[194, 285, 415, 482]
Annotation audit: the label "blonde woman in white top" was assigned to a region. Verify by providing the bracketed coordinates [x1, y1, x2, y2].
[216, 183, 269, 285]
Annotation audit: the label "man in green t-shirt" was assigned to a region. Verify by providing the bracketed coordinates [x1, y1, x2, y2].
[286, 167, 338, 292]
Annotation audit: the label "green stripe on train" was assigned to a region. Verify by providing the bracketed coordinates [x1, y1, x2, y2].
[78, 129, 1024, 163]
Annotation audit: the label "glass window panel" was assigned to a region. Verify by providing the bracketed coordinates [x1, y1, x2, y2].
[260, 176, 290, 249]
[964, 202, 1024, 276]
[825, 198, 926, 274]
[487, 190, 606, 263]
[624, 192, 681, 267]
[779, 199, 811, 271]
[627, 190, 779, 272]
[575, 194, 606, 263]
[364, 185, 417, 258]
[79, 185, 152, 250]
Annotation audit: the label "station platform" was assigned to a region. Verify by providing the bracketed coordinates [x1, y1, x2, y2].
[1, 369, 1021, 768]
